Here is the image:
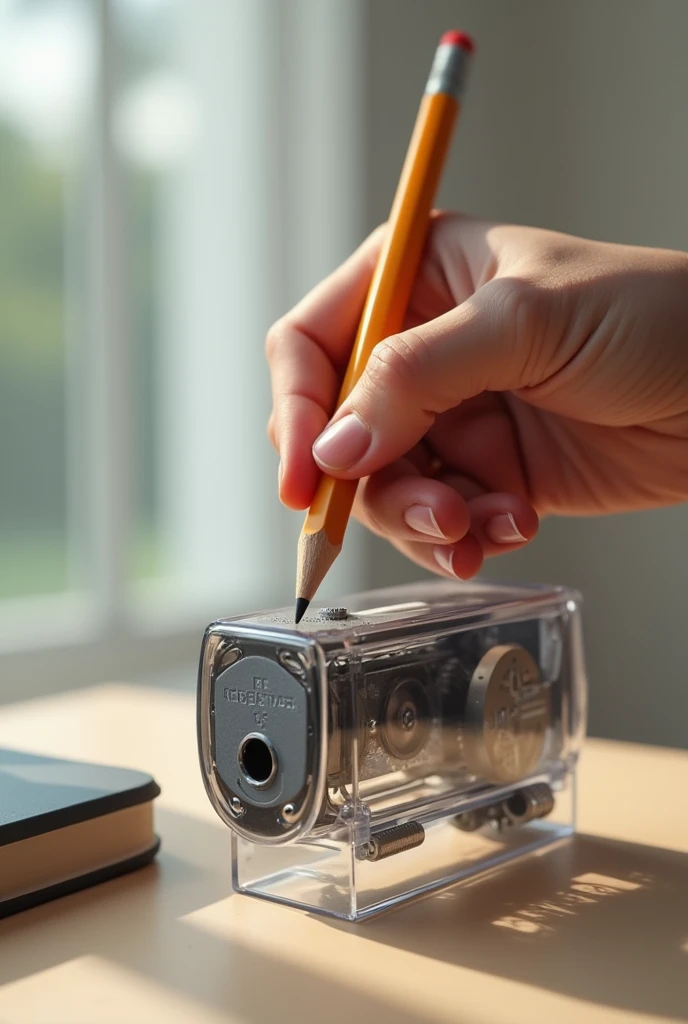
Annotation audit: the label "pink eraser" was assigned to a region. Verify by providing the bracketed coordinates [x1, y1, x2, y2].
[439, 30, 475, 53]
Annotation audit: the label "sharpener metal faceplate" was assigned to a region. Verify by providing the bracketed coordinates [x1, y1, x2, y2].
[198, 628, 328, 844]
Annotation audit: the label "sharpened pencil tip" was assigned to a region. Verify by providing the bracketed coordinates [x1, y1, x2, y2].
[295, 597, 310, 625]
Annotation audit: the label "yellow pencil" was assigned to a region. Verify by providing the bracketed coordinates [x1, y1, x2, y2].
[295, 31, 475, 622]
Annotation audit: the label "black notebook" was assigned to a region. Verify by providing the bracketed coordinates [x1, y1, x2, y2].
[0, 748, 160, 919]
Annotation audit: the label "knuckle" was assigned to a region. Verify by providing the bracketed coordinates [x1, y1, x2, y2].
[267, 414, 277, 449]
[353, 479, 385, 538]
[537, 240, 579, 271]
[488, 278, 543, 338]
[264, 320, 286, 362]
[368, 222, 388, 247]
[360, 223, 389, 267]
[485, 276, 552, 388]
[426, 209, 457, 244]
[365, 332, 428, 395]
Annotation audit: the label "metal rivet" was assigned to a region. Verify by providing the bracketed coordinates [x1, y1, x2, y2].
[281, 803, 298, 824]
[278, 648, 307, 679]
[230, 797, 245, 817]
[219, 642, 242, 666]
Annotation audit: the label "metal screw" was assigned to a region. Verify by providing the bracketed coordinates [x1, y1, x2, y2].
[230, 797, 245, 817]
[319, 607, 348, 620]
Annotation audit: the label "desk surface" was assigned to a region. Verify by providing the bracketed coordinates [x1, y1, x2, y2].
[0, 682, 686, 1024]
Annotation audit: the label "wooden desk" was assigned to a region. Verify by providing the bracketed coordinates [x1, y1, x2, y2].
[0, 683, 686, 1024]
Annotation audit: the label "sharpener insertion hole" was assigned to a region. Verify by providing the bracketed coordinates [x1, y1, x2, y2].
[238, 733, 278, 789]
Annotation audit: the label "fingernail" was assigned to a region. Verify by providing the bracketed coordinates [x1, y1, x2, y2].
[313, 414, 371, 470]
[434, 546, 457, 576]
[485, 512, 527, 545]
[404, 505, 446, 539]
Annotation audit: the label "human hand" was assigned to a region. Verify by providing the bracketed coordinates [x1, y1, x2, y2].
[267, 214, 688, 579]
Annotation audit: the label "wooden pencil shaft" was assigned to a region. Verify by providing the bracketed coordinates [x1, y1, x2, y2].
[339, 94, 459, 401]
[305, 93, 458, 552]
[296, 530, 342, 603]
[296, 37, 471, 603]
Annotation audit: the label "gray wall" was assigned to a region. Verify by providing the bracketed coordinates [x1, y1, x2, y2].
[359, 0, 688, 749]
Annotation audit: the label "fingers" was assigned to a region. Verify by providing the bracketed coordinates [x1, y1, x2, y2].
[354, 464, 538, 579]
[268, 214, 501, 507]
[269, 327, 338, 508]
[388, 533, 486, 581]
[266, 229, 384, 509]
[358, 462, 472, 544]
[312, 278, 538, 480]
[464, 492, 539, 556]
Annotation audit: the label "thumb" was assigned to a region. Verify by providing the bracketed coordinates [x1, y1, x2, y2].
[312, 279, 532, 479]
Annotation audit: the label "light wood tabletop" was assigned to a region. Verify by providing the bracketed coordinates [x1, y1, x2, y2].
[0, 682, 686, 1024]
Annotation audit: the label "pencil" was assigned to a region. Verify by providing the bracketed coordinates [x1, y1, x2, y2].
[295, 30, 475, 623]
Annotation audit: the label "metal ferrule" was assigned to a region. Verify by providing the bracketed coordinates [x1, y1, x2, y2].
[425, 43, 471, 99]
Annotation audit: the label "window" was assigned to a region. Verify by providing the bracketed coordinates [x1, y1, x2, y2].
[0, 0, 91, 604]
[0, 0, 366, 695]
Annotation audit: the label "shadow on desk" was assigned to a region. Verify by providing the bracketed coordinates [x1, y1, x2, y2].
[0, 807, 429, 1024]
[348, 832, 688, 1021]
[0, 811, 686, 1023]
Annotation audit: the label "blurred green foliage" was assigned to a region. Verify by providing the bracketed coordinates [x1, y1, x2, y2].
[0, 114, 161, 598]
[0, 120, 69, 595]
[0, 0, 171, 599]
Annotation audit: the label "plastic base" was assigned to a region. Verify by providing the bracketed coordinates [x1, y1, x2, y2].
[232, 773, 576, 921]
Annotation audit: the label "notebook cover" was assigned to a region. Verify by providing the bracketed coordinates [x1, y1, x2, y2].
[0, 748, 161, 918]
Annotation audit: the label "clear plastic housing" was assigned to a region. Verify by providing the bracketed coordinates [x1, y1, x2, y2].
[197, 579, 587, 920]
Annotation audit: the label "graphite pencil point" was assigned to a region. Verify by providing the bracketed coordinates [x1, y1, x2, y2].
[295, 597, 310, 624]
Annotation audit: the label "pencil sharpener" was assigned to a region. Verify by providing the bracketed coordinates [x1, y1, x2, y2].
[197, 579, 587, 920]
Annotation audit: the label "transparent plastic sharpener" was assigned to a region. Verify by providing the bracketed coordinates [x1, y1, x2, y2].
[197, 579, 587, 920]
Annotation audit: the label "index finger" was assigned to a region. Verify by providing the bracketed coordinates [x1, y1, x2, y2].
[266, 227, 383, 509]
